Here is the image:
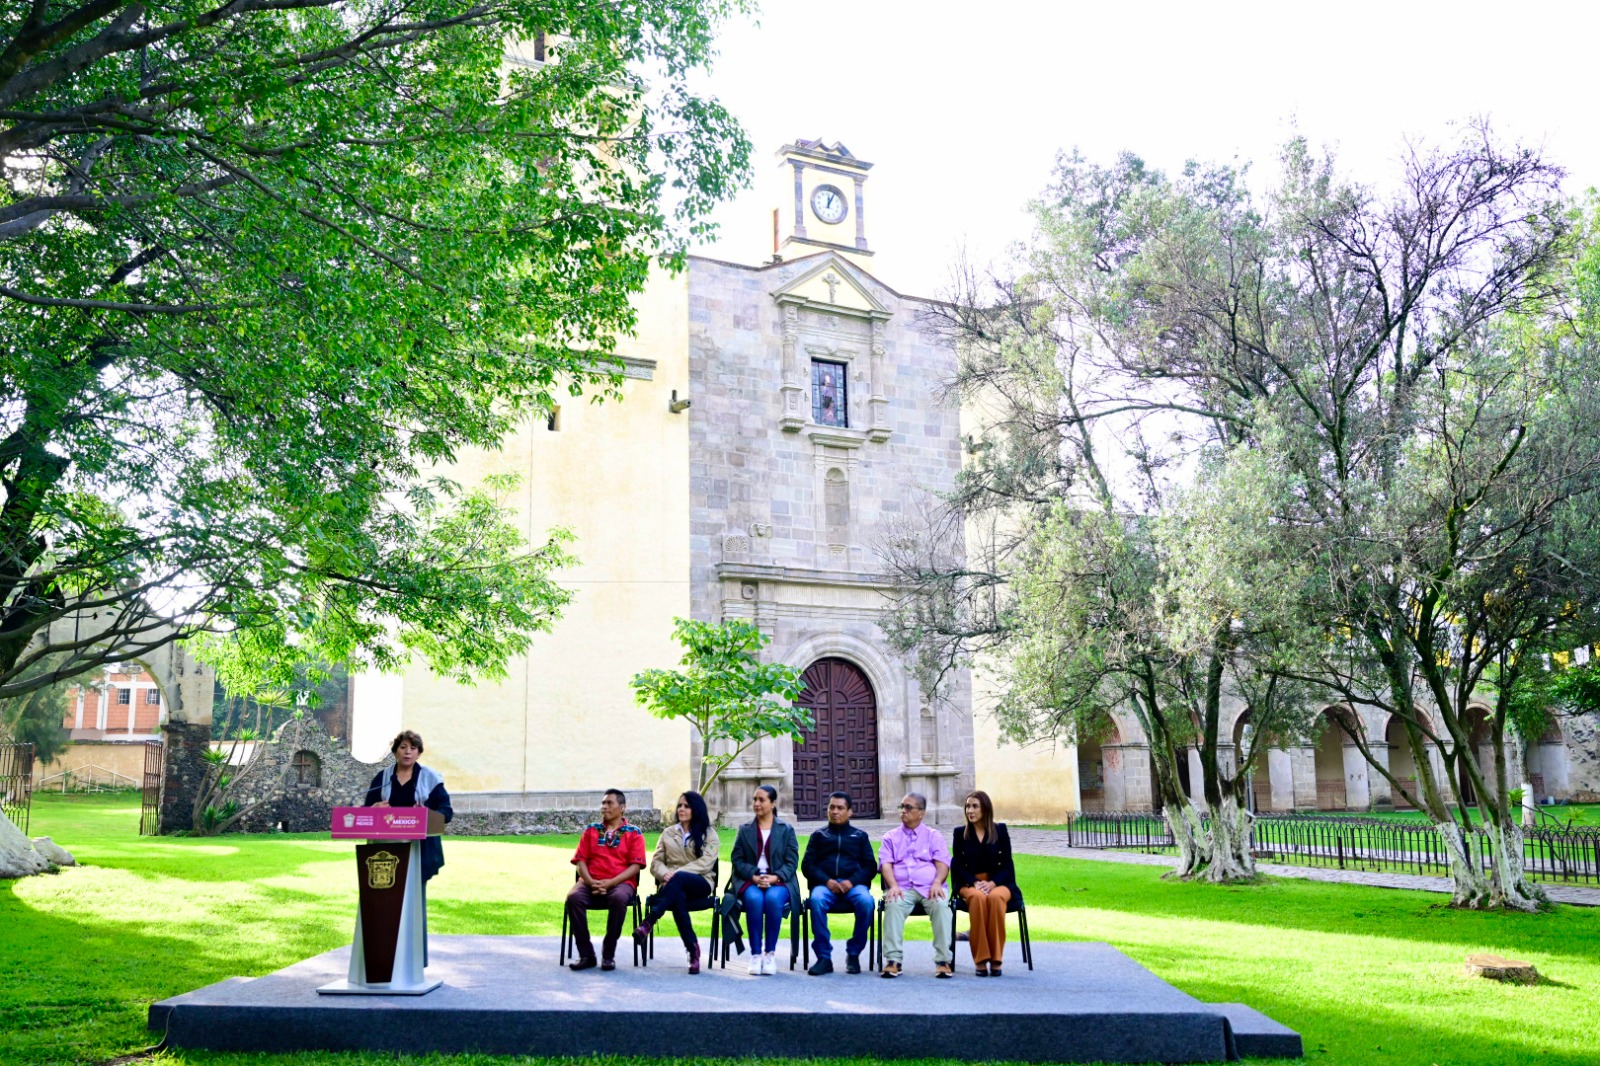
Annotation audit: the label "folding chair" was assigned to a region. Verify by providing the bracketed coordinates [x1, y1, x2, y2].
[558, 871, 645, 967]
[874, 892, 956, 973]
[799, 887, 878, 971]
[951, 883, 1033, 971]
[643, 861, 721, 963]
[716, 874, 805, 969]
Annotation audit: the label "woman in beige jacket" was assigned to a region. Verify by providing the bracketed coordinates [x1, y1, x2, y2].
[635, 790, 719, 972]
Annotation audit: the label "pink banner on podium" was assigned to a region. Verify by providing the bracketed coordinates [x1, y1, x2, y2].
[330, 806, 428, 840]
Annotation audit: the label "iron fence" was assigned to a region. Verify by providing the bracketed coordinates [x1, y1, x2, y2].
[140, 740, 164, 837]
[1064, 810, 1600, 885]
[1, 742, 35, 834]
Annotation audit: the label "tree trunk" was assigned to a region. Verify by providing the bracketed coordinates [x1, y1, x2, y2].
[1481, 817, 1547, 911]
[1193, 793, 1256, 883]
[1163, 798, 1208, 878]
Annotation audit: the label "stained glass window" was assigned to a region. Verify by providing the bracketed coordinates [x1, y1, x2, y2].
[811, 360, 847, 427]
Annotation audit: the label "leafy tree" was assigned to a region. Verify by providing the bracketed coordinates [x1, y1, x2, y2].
[0, 655, 70, 763]
[1003, 129, 1595, 910]
[0, 1, 751, 700]
[631, 618, 807, 796]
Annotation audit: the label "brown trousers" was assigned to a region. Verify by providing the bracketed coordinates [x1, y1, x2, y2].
[566, 882, 636, 961]
[959, 883, 1012, 965]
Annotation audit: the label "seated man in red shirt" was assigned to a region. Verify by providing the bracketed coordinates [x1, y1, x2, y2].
[567, 788, 647, 971]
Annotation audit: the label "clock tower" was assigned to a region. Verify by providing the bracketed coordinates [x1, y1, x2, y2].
[774, 138, 873, 260]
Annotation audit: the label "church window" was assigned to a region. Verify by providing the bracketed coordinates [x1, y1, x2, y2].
[811, 360, 847, 427]
[291, 750, 322, 788]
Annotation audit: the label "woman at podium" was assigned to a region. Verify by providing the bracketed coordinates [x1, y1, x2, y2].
[364, 730, 453, 882]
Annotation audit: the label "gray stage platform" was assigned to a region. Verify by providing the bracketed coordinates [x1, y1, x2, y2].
[150, 936, 1300, 1063]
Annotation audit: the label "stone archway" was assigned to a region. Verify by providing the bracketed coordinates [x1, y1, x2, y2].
[1233, 710, 1276, 812]
[1313, 712, 1348, 810]
[793, 658, 881, 819]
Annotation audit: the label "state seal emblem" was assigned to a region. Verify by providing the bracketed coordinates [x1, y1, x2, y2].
[365, 850, 400, 889]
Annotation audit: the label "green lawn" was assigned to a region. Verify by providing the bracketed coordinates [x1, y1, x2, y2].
[5, 795, 1598, 1066]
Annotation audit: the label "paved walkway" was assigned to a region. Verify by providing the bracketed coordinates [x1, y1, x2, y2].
[822, 821, 1600, 906]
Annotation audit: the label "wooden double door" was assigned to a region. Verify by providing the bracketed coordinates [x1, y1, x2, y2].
[793, 658, 880, 820]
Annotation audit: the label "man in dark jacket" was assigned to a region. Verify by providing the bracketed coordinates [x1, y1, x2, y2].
[801, 792, 877, 975]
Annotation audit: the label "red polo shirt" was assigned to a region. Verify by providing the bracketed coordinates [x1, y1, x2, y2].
[572, 822, 646, 885]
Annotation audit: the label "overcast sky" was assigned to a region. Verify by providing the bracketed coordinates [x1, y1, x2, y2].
[690, 1, 1600, 299]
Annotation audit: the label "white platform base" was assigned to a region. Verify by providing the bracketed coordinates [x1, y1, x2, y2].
[315, 978, 442, 996]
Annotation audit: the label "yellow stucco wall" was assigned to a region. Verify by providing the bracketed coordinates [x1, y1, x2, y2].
[959, 389, 1081, 824]
[394, 269, 694, 819]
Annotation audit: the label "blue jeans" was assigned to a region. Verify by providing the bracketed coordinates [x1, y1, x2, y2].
[741, 884, 789, 953]
[808, 884, 873, 961]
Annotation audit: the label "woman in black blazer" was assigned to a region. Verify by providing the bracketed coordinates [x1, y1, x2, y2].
[950, 790, 1017, 976]
[728, 784, 800, 975]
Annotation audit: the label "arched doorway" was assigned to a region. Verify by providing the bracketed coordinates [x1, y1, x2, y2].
[1078, 722, 1118, 812]
[794, 658, 880, 820]
[1234, 710, 1274, 812]
[1314, 710, 1348, 810]
[1385, 715, 1419, 809]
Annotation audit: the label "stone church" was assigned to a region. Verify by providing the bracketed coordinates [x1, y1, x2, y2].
[348, 140, 1073, 825]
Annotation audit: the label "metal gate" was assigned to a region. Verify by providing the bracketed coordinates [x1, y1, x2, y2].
[140, 740, 164, 836]
[1, 742, 35, 834]
[793, 658, 880, 819]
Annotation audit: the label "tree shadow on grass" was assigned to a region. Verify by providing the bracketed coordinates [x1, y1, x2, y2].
[1, 882, 351, 1066]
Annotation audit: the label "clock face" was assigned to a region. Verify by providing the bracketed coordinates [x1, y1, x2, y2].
[811, 184, 848, 225]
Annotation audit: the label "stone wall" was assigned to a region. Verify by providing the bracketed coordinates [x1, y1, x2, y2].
[686, 251, 973, 824]
[1565, 713, 1600, 802]
[231, 718, 386, 832]
[448, 808, 665, 836]
[158, 721, 211, 833]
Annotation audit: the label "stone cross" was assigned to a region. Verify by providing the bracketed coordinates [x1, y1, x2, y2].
[823, 272, 840, 304]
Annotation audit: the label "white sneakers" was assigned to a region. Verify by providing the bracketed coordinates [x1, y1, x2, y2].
[749, 951, 779, 975]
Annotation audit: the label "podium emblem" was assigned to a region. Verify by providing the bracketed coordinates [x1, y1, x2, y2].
[342, 813, 356, 828]
[365, 850, 400, 889]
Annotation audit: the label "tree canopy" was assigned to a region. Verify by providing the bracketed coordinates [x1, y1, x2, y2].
[0, 1, 751, 697]
[631, 617, 807, 795]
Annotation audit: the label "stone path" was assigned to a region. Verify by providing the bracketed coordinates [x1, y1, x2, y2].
[824, 821, 1600, 906]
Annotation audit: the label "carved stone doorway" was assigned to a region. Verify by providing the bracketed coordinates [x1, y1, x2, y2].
[793, 658, 880, 819]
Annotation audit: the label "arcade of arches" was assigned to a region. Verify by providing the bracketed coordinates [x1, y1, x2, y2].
[1077, 704, 1596, 814]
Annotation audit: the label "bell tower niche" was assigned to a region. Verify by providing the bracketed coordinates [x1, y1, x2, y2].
[775, 139, 873, 261]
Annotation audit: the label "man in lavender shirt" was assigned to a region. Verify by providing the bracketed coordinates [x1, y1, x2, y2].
[878, 791, 955, 978]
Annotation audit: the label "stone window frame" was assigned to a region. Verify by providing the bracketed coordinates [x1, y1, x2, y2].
[290, 749, 322, 788]
[810, 355, 850, 428]
[774, 266, 892, 442]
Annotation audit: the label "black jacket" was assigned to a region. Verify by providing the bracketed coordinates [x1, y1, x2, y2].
[801, 822, 877, 891]
[363, 768, 453, 882]
[950, 822, 1017, 892]
[728, 819, 802, 907]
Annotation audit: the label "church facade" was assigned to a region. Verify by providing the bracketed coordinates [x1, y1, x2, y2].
[349, 140, 1078, 825]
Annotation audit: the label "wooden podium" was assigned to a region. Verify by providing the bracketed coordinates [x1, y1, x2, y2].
[317, 806, 445, 995]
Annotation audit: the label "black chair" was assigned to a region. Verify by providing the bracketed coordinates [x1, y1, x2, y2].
[799, 886, 878, 971]
[716, 874, 804, 970]
[951, 883, 1033, 971]
[874, 892, 956, 973]
[558, 871, 645, 967]
[643, 860, 720, 963]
